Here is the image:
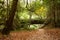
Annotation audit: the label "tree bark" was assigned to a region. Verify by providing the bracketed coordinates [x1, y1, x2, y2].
[2, 0, 18, 35]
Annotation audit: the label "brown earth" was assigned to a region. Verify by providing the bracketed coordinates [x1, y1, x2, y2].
[0, 29, 60, 40]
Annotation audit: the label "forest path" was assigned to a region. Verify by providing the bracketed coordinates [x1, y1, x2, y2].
[0, 29, 60, 40]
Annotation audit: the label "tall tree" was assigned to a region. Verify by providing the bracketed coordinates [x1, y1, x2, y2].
[2, 0, 18, 35]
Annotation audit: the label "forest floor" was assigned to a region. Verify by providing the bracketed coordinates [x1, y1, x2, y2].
[0, 28, 60, 40]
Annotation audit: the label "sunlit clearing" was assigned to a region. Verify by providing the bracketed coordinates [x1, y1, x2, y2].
[30, 24, 39, 29]
[18, 11, 30, 20]
[30, 25, 35, 28]
[29, 24, 45, 29]
[20, 14, 30, 20]
[31, 14, 39, 19]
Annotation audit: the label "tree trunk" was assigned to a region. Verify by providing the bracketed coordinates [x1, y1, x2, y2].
[2, 0, 18, 35]
[48, 0, 56, 27]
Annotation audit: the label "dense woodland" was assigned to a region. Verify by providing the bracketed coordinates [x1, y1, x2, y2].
[0, 0, 60, 35]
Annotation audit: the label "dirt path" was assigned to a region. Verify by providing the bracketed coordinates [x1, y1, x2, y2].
[0, 29, 60, 40]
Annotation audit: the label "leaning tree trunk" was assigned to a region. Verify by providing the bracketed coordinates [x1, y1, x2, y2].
[2, 0, 18, 35]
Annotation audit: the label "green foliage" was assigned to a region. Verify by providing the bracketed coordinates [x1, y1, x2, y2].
[14, 0, 50, 30]
[1, 0, 59, 31]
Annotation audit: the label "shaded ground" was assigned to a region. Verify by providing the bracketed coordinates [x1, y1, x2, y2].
[0, 29, 60, 40]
